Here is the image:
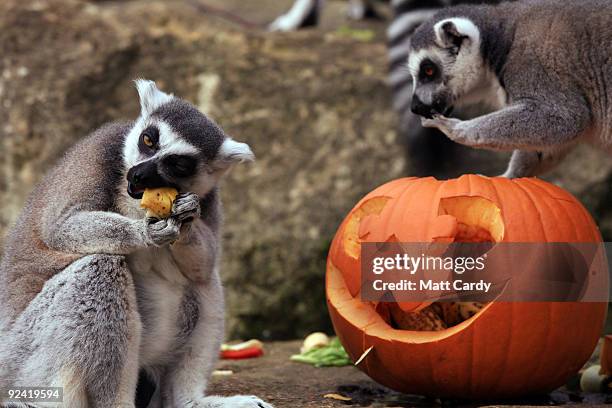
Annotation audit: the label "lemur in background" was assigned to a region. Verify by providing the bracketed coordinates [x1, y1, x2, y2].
[271, 0, 501, 177]
[269, 0, 382, 31]
[0, 80, 272, 408]
[408, 0, 612, 177]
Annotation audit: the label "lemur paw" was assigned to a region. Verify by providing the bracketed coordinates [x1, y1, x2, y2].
[145, 217, 181, 246]
[183, 395, 274, 408]
[421, 115, 475, 144]
[421, 115, 459, 134]
[172, 192, 201, 223]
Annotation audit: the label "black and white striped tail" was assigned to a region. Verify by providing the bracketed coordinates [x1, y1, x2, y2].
[387, 1, 459, 176]
[387, 0, 449, 114]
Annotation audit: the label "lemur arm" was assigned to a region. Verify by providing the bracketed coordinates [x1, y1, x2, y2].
[421, 100, 590, 152]
[46, 194, 200, 255]
[46, 211, 166, 254]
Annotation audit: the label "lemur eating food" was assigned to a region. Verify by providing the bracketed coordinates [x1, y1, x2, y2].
[0, 80, 272, 408]
[407, 0, 612, 177]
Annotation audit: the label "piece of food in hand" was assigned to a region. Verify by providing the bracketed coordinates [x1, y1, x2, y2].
[140, 187, 178, 218]
[301, 332, 330, 353]
[220, 339, 264, 359]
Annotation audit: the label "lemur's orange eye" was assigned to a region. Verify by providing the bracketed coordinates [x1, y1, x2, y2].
[425, 67, 435, 77]
[143, 134, 154, 147]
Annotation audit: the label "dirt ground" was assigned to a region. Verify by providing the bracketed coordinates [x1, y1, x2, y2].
[209, 340, 611, 408]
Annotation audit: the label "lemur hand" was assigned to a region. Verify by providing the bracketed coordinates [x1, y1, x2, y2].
[421, 115, 474, 146]
[145, 193, 200, 246]
[421, 115, 461, 134]
[145, 217, 181, 247]
[171, 192, 201, 223]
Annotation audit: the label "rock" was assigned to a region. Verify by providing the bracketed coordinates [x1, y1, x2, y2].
[0, 0, 610, 340]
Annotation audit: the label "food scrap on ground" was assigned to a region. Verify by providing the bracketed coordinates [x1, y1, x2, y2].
[323, 393, 352, 401]
[212, 369, 234, 376]
[301, 332, 330, 353]
[220, 339, 264, 360]
[581, 365, 612, 393]
[290, 337, 351, 367]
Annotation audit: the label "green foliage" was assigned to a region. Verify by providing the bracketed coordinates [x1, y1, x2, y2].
[290, 338, 352, 367]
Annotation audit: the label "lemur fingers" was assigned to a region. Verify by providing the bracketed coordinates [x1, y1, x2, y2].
[145, 217, 181, 246]
[422, 115, 509, 149]
[421, 115, 470, 143]
[172, 192, 201, 223]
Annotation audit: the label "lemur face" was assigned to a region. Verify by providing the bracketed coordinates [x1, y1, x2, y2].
[407, 17, 484, 118]
[124, 80, 253, 199]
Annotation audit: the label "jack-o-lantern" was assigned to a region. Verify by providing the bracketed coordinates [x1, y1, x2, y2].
[327, 175, 608, 398]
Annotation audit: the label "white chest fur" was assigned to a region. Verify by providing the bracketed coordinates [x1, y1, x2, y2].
[128, 246, 188, 367]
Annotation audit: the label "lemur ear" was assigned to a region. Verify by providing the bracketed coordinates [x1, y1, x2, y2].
[134, 79, 173, 117]
[434, 18, 479, 49]
[216, 138, 255, 167]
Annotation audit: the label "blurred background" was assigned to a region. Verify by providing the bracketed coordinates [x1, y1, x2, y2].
[1, 0, 611, 341]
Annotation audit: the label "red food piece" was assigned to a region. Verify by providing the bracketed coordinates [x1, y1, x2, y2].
[220, 347, 264, 360]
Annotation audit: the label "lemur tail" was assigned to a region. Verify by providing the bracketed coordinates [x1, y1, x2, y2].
[387, 1, 459, 177]
[387, 0, 443, 113]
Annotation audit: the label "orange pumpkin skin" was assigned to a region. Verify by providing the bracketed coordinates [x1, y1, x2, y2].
[327, 175, 608, 399]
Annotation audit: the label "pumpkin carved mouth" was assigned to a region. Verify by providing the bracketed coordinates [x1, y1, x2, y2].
[348, 195, 506, 331]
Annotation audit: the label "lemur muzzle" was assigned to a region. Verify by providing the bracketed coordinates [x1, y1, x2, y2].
[127, 160, 168, 199]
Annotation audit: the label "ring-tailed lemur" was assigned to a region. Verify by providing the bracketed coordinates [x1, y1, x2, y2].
[388, 0, 501, 176]
[407, 0, 612, 178]
[271, 0, 500, 176]
[0, 80, 273, 408]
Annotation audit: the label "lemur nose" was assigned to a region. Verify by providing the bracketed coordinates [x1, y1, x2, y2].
[127, 160, 166, 189]
[411, 94, 433, 119]
[127, 163, 151, 186]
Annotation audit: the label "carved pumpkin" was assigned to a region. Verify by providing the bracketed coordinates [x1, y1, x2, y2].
[326, 175, 608, 398]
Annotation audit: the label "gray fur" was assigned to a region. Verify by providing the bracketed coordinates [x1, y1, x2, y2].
[0, 80, 270, 408]
[408, 0, 612, 177]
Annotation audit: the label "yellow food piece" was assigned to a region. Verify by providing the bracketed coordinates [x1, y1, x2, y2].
[140, 187, 178, 218]
[323, 394, 352, 402]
